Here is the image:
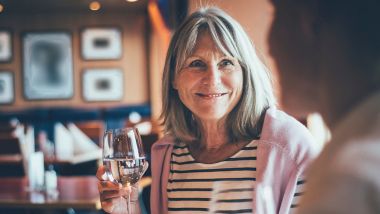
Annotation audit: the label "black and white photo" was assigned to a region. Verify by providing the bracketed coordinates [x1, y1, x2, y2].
[82, 68, 123, 101]
[0, 30, 12, 62]
[23, 32, 73, 100]
[0, 71, 14, 104]
[81, 27, 122, 60]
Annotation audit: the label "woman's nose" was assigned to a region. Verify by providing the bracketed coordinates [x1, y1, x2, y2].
[202, 64, 222, 86]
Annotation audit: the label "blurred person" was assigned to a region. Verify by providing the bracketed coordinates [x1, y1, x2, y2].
[97, 7, 320, 214]
[269, 0, 380, 213]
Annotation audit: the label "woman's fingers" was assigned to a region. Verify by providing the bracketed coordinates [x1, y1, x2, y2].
[98, 180, 134, 199]
[97, 166, 128, 212]
[99, 189, 123, 201]
[98, 180, 119, 192]
[96, 166, 141, 212]
[96, 165, 107, 181]
[101, 198, 118, 213]
[96, 166, 122, 195]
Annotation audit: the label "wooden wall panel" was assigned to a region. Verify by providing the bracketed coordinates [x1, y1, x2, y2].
[0, 12, 149, 110]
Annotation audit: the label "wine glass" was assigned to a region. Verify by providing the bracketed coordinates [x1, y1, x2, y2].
[103, 127, 148, 214]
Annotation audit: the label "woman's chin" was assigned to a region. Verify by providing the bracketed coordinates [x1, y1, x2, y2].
[194, 112, 228, 123]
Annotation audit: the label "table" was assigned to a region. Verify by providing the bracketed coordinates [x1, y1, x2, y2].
[0, 176, 100, 210]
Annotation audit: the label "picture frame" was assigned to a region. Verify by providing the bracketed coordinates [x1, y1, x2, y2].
[82, 68, 123, 101]
[22, 32, 73, 100]
[81, 27, 122, 60]
[0, 30, 12, 62]
[0, 71, 14, 104]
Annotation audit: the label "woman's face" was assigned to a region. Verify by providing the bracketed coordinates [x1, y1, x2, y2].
[173, 32, 243, 123]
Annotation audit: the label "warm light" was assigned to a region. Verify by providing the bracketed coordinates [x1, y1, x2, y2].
[148, 1, 171, 46]
[89, 1, 101, 11]
[126, 0, 138, 2]
[0, 4, 4, 13]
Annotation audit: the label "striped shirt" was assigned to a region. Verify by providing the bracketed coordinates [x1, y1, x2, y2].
[167, 141, 305, 214]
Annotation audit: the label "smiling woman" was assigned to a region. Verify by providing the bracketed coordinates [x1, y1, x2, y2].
[173, 31, 243, 124]
[161, 8, 277, 144]
[97, 7, 320, 214]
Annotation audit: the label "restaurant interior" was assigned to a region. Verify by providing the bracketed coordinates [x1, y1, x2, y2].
[0, 0, 330, 213]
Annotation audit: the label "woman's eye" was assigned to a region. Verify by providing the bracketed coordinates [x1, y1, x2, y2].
[189, 60, 205, 68]
[219, 59, 234, 67]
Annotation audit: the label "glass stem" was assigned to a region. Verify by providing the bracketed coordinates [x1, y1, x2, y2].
[127, 184, 131, 214]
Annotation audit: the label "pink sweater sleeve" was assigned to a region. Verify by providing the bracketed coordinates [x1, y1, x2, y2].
[150, 136, 174, 214]
[255, 108, 320, 214]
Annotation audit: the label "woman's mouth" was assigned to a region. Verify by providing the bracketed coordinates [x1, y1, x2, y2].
[195, 93, 228, 98]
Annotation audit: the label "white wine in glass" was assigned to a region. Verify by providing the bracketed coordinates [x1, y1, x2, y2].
[103, 157, 146, 187]
[103, 127, 148, 214]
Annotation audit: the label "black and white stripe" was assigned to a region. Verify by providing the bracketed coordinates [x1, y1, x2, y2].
[168, 141, 306, 213]
[289, 178, 307, 214]
[167, 141, 257, 213]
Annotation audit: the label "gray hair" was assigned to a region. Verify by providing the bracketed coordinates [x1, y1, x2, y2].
[160, 7, 276, 143]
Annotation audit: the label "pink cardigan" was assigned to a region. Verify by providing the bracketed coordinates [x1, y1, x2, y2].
[150, 107, 320, 214]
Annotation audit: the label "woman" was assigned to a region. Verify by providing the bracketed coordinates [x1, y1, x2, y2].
[97, 7, 320, 214]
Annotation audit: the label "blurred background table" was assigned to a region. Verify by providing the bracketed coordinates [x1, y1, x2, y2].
[0, 176, 100, 210]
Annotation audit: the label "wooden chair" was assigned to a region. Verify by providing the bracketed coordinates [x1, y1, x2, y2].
[51, 121, 104, 176]
[75, 120, 104, 146]
[0, 127, 24, 177]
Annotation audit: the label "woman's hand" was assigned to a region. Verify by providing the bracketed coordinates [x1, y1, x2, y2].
[96, 166, 140, 213]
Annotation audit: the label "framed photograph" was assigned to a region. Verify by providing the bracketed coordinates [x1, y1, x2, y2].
[0, 30, 12, 62]
[23, 32, 73, 100]
[82, 68, 123, 101]
[81, 27, 122, 60]
[0, 71, 14, 104]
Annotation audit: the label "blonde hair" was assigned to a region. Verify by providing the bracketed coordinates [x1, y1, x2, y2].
[160, 7, 276, 143]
